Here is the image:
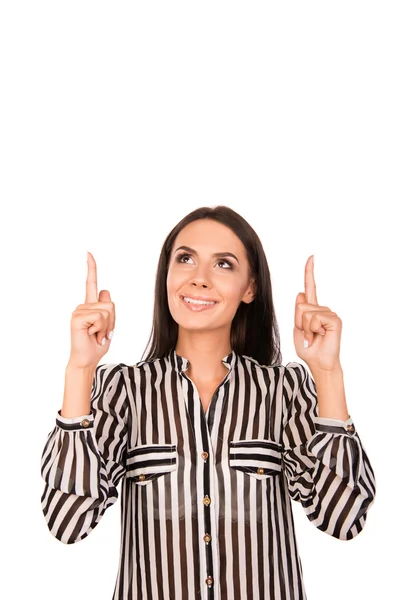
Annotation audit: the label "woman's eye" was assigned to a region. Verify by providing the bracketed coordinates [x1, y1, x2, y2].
[177, 253, 193, 264]
[216, 259, 233, 269]
[176, 254, 232, 269]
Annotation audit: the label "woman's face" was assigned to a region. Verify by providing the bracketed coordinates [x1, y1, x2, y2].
[166, 219, 256, 333]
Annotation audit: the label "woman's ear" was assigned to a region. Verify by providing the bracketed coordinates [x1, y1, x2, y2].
[242, 278, 257, 304]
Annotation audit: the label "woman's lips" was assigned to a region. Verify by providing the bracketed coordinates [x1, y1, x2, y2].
[180, 296, 219, 312]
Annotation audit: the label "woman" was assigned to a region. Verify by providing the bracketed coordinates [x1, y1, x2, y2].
[40, 205, 376, 600]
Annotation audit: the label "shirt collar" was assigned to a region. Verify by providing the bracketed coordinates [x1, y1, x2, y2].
[169, 348, 238, 375]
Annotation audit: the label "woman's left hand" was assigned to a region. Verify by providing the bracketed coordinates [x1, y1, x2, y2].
[293, 255, 343, 373]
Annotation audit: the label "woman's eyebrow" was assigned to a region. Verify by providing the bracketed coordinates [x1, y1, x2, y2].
[174, 245, 240, 263]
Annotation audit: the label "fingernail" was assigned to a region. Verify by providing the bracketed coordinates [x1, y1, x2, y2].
[108, 330, 114, 340]
[303, 338, 309, 349]
[101, 337, 106, 346]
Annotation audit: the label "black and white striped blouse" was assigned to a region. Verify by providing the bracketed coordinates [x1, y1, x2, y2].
[40, 349, 376, 600]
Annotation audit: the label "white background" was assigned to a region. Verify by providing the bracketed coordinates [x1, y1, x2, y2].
[1, 1, 398, 598]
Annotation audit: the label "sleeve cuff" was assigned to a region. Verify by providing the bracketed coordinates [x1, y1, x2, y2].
[56, 409, 94, 431]
[314, 414, 356, 436]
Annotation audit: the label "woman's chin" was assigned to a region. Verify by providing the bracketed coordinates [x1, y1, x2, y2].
[176, 318, 215, 330]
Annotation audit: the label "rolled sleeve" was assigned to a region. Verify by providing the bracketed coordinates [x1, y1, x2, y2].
[282, 361, 376, 540]
[308, 415, 362, 489]
[40, 363, 131, 543]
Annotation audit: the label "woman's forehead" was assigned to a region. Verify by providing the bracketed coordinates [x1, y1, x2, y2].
[173, 220, 244, 252]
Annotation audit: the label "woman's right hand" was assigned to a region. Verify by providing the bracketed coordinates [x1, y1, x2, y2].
[68, 251, 116, 370]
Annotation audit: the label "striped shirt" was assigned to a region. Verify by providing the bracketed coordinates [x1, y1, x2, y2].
[40, 349, 376, 600]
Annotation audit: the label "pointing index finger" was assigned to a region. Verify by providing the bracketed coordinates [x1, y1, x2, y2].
[304, 255, 318, 305]
[85, 251, 98, 303]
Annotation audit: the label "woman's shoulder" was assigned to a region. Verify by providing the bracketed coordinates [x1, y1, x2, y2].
[116, 355, 169, 373]
[241, 354, 307, 380]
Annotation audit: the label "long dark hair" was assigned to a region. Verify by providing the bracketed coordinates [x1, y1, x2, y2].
[140, 205, 282, 366]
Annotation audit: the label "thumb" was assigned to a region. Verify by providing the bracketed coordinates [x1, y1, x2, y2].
[98, 289, 111, 302]
[296, 292, 306, 305]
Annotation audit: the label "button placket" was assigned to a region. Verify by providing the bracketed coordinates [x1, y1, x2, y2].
[201, 437, 222, 599]
[180, 366, 225, 598]
[204, 383, 229, 598]
[180, 373, 212, 595]
[201, 415, 217, 597]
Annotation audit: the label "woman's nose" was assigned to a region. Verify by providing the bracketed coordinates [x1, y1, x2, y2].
[189, 271, 211, 287]
[191, 282, 209, 288]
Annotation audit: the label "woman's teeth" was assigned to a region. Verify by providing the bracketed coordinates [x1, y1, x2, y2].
[183, 297, 216, 305]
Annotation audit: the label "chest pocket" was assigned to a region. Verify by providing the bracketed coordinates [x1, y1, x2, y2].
[229, 438, 283, 479]
[126, 443, 177, 485]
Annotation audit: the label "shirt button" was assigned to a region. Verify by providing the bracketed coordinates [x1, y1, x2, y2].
[257, 467, 264, 475]
[205, 576, 213, 586]
[201, 451, 209, 461]
[204, 533, 212, 543]
[138, 474, 146, 481]
[346, 424, 355, 433]
[203, 495, 211, 506]
[80, 419, 90, 427]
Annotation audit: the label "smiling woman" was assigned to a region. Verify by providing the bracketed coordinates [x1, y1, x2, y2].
[144, 206, 280, 371]
[165, 219, 257, 359]
[40, 205, 376, 600]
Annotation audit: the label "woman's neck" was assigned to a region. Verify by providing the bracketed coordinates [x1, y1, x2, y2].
[175, 338, 231, 384]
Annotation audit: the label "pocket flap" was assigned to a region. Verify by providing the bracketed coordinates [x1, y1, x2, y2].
[126, 443, 177, 485]
[229, 439, 283, 479]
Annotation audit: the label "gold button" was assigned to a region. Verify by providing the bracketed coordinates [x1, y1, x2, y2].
[203, 495, 211, 506]
[138, 474, 146, 481]
[203, 533, 212, 543]
[81, 419, 90, 427]
[346, 425, 355, 433]
[205, 576, 213, 586]
[201, 451, 209, 461]
[257, 467, 264, 475]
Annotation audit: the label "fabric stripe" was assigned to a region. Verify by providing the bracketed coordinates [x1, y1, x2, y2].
[40, 351, 376, 599]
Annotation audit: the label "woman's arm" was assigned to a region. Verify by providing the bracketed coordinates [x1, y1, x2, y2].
[40, 363, 130, 544]
[282, 362, 376, 540]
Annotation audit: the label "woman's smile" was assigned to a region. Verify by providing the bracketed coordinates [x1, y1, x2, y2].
[179, 294, 220, 312]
